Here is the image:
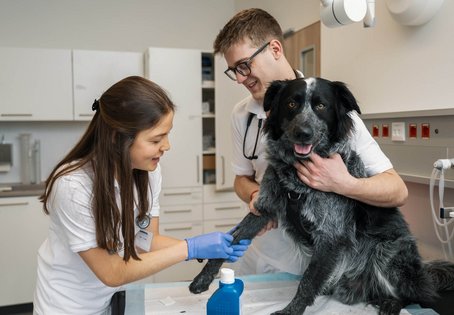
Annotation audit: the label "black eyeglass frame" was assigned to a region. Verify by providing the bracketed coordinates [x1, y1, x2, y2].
[224, 42, 271, 81]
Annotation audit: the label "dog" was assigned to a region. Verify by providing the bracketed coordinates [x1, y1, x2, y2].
[189, 77, 454, 315]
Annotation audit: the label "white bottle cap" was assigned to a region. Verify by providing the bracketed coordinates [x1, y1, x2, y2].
[220, 268, 235, 284]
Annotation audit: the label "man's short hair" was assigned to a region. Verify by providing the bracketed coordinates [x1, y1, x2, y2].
[213, 8, 284, 55]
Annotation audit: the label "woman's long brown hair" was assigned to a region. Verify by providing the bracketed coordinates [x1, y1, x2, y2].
[39, 76, 175, 261]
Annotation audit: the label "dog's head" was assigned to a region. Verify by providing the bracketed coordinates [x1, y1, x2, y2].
[263, 77, 361, 161]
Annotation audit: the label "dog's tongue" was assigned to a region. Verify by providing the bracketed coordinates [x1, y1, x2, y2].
[294, 144, 312, 155]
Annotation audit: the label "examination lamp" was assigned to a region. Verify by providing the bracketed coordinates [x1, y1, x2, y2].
[320, 0, 375, 28]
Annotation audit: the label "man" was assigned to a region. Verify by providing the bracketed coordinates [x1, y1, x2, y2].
[213, 8, 408, 275]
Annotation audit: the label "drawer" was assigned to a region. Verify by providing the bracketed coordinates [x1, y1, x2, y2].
[159, 203, 203, 224]
[159, 187, 202, 206]
[153, 259, 204, 283]
[204, 201, 245, 220]
[159, 221, 203, 239]
[154, 222, 205, 283]
[203, 184, 240, 203]
[203, 218, 241, 233]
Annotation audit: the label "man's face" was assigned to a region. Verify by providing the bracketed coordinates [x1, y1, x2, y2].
[223, 39, 276, 103]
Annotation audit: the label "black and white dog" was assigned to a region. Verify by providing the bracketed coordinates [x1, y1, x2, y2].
[189, 77, 454, 315]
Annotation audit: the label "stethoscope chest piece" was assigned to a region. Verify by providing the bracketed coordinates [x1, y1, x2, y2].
[136, 215, 151, 229]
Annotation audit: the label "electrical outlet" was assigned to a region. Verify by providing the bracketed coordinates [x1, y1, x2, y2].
[391, 122, 406, 141]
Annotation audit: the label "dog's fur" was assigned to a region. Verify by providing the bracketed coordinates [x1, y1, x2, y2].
[189, 77, 454, 315]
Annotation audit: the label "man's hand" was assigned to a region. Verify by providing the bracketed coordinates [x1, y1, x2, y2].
[249, 190, 278, 236]
[294, 152, 355, 195]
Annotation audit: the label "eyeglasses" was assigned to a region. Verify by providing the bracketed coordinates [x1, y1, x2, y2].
[224, 42, 270, 81]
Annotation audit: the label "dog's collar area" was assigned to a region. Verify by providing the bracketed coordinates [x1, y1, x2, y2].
[287, 191, 302, 200]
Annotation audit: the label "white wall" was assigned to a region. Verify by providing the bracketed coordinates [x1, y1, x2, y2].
[234, 0, 320, 33]
[321, 1, 454, 114]
[0, 0, 235, 52]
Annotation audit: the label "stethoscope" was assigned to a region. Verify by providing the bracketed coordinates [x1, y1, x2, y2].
[243, 112, 263, 160]
[135, 214, 151, 229]
[135, 181, 153, 229]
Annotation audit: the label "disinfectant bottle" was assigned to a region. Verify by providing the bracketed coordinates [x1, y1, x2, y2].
[206, 268, 244, 315]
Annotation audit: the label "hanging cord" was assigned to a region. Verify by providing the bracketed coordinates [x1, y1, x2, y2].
[429, 165, 454, 260]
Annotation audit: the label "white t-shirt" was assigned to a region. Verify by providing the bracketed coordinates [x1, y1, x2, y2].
[230, 94, 393, 276]
[33, 163, 161, 315]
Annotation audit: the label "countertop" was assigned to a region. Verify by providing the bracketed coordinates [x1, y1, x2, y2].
[123, 273, 439, 315]
[0, 182, 45, 198]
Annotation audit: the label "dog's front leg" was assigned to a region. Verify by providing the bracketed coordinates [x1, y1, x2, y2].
[189, 213, 271, 294]
[272, 239, 344, 315]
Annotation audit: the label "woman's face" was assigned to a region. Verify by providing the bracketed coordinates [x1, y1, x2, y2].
[130, 111, 174, 171]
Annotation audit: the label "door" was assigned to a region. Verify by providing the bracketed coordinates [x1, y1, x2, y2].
[284, 21, 321, 77]
[145, 47, 203, 189]
[214, 55, 249, 191]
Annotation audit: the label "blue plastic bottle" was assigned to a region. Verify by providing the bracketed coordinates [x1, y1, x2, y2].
[206, 268, 244, 315]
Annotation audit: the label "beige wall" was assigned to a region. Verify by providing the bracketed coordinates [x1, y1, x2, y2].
[0, 0, 235, 52]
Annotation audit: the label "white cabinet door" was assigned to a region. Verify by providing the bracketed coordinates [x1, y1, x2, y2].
[73, 50, 144, 120]
[0, 47, 73, 121]
[214, 55, 249, 190]
[146, 47, 202, 189]
[0, 197, 49, 306]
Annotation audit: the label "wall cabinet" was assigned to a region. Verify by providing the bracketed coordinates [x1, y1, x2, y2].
[0, 47, 73, 121]
[73, 50, 144, 121]
[0, 197, 49, 306]
[145, 47, 203, 189]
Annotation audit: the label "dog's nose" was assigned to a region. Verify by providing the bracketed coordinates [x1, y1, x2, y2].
[293, 126, 313, 142]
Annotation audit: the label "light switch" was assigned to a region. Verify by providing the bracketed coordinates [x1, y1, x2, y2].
[391, 122, 406, 141]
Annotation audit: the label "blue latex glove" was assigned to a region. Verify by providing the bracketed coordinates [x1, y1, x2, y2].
[185, 232, 251, 262]
[227, 239, 252, 263]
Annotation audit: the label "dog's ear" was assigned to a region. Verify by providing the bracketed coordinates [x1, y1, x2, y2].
[332, 81, 361, 140]
[264, 80, 286, 112]
[263, 80, 286, 140]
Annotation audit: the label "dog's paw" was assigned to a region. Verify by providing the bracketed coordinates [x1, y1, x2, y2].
[378, 299, 402, 315]
[188, 273, 214, 294]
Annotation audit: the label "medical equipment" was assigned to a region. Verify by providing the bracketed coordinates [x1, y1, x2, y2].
[136, 214, 151, 229]
[320, 0, 445, 28]
[430, 158, 454, 260]
[242, 113, 262, 160]
[320, 0, 375, 28]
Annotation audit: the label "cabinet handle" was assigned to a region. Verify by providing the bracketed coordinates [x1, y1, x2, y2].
[221, 156, 225, 185]
[78, 113, 94, 117]
[215, 206, 241, 211]
[196, 155, 200, 183]
[0, 202, 29, 207]
[163, 226, 192, 232]
[1, 113, 32, 117]
[163, 192, 192, 197]
[163, 209, 192, 214]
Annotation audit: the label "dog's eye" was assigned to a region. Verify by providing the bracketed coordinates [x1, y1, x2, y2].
[315, 103, 325, 111]
[288, 102, 297, 109]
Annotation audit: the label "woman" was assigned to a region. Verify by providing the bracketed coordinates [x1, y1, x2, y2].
[33, 76, 250, 315]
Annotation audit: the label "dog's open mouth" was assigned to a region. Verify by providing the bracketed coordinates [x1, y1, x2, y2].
[294, 143, 313, 158]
